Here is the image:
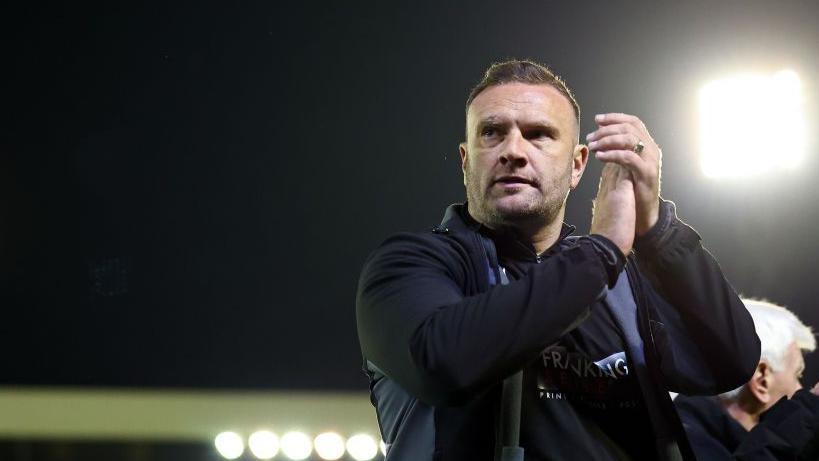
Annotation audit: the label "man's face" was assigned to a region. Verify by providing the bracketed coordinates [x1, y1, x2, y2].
[459, 82, 587, 229]
[766, 342, 806, 408]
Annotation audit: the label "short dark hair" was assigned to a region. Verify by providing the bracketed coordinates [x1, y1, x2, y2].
[465, 59, 580, 125]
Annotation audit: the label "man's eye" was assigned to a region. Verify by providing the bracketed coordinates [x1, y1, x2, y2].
[481, 128, 496, 137]
[526, 129, 550, 140]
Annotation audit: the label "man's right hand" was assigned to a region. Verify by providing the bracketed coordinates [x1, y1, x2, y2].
[590, 163, 636, 256]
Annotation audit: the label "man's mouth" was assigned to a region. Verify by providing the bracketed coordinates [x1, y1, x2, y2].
[493, 175, 538, 187]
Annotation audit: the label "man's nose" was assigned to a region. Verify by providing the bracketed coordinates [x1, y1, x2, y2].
[499, 130, 528, 167]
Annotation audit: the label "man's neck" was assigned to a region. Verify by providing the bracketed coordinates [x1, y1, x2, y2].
[521, 219, 565, 254]
[722, 400, 760, 432]
[469, 207, 566, 255]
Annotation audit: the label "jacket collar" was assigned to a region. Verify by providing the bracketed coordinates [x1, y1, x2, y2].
[439, 203, 576, 260]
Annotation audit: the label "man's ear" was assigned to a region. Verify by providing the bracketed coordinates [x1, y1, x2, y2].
[748, 361, 772, 405]
[570, 143, 590, 190]
[459, 142, 468, 187]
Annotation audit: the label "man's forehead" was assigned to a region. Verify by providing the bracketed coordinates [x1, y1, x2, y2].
[466, 83, 576, 128]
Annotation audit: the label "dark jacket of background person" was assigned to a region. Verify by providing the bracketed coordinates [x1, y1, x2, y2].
[356, 201, 760, 460]
[677, 390, 819, 460]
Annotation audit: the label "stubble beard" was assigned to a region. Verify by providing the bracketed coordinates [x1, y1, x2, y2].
[465, 165, 572, 231]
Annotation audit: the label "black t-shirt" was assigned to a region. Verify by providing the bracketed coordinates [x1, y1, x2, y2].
[497, 234, 657, 460]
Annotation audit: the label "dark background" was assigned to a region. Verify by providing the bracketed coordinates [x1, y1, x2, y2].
[3, 1, 818, 391]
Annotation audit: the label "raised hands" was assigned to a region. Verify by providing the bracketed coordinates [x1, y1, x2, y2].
[587, 113, 662, 236]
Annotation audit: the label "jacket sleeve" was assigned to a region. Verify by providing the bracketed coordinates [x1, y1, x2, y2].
[634, 200, 761, 395]
[356, 231, 623, 406]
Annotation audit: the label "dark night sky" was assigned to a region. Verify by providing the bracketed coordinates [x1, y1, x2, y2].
[3, 1, 819, 391]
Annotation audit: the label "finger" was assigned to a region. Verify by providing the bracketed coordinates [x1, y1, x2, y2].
[595, 113, 647, 132]
[586, 123, 638, 143]
[595, 149, 643, 170]
[588, 133, 642, 153]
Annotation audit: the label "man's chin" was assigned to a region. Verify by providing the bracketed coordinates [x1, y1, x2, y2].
[488, 200, 542, 222]
[483, 192, 567, 225]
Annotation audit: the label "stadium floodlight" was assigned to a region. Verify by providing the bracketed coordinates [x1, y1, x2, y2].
[346, 433, 378, 461]
[248, 430, 280, 459]
[698, 69, 805, 179]
[214, 431, 245, 460]
[314, 432, 346, 460]
[281, 431, 313, 460]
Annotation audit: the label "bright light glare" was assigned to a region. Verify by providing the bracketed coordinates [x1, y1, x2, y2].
[281, 431, 313, 460]
[214, 431, 245, 460]
[380, 439, 387, 456]
[248, 430, 279, 459]
[314, 432, 346, 460]
[699, 69, 805, 179]
[346, 433, 378, 460]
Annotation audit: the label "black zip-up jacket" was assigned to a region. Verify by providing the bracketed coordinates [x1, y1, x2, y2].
[356, 201, 760, 460]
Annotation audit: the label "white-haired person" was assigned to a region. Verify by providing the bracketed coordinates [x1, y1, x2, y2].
[675, 299, 819, 459]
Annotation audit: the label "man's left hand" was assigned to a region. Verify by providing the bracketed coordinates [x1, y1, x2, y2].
[586, 113, 661, 236]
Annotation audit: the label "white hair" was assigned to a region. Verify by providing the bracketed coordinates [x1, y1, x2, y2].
[719, 298, 816, 401]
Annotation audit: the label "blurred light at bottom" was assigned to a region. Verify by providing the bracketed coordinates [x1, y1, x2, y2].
[248, 430, 279, 459]
[347, 434, 378, 460]
[214, 431, 245, 460]
[314, 432, 346, 460]
[281, 431, 313, 460]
